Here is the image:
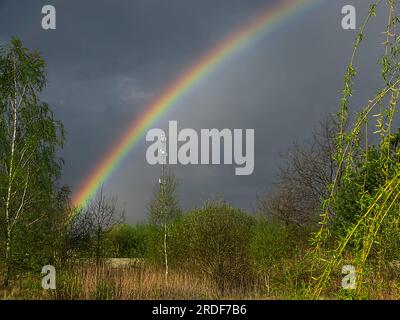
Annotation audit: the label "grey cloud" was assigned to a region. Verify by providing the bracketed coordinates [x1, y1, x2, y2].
[0, 0, 389, 221]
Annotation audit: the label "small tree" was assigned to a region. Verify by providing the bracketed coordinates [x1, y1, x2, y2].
[148, 173, 180, 284]
[170, 200, 255, 294]
[85, 186, 124, 268]
[63, 205, 95, 264]
[258, 116, 339, 226]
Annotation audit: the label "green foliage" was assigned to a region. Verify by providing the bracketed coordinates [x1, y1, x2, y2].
[307, 1, 400, 299]
[168, 200, 255, 293]
[248, 217, 314, 296]
[107, 223, 158, 259]
[331, 147, 391, 236]
[148, 174, 181, 226]
[249, 218, 288, 275]
[0, 38, 64, 286]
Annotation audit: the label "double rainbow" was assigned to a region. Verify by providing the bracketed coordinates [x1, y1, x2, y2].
[72, 0, 322, 208]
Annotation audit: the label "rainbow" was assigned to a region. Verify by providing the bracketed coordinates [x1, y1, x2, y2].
[72, 0, 322, 208]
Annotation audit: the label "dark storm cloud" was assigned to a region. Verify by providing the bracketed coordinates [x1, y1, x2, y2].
[0, 0, 390, 221]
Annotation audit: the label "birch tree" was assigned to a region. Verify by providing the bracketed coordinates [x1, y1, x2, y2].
[0, 38, 64, 287]
[148, 174, 180, 284]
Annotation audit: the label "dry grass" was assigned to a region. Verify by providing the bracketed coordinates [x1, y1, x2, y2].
[1, 259, 400, 300]
[1, 263, 271, 300]
[56, 265, 222, 300]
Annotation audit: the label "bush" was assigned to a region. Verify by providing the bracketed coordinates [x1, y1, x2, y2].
[248, 217, 312, 296]
[107, 223, 158, 259]
[169, 200, 255, 293]
[249, 218, 288, 276]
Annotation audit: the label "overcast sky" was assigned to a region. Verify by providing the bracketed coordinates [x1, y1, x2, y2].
[0, 0, 391, 222]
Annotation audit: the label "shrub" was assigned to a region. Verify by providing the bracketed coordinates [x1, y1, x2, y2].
[169, 200, 255, 294]
[249, 218, 288, 275]
[107, 223, 159, 259]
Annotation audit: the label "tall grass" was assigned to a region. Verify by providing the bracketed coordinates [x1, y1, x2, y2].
[0, 263, 268, 300]
[1, 259, 399, 300]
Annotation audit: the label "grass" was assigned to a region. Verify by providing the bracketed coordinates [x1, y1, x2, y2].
[1, 257, 400, 300]
[0, 262, 272, 300]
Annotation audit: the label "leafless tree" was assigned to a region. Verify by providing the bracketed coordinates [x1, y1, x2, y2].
[258, 116, 340, 225]
[85, 186, 125, 267]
